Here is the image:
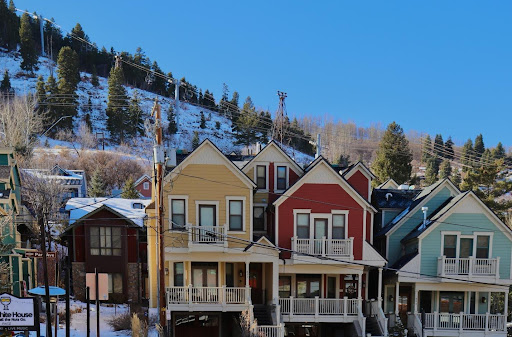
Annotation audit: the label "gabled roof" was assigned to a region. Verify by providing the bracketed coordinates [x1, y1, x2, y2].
[166, 139, 256, 188]
[134, 174, 151, 186]
[389, 252, 418, 271]
[242, 140, 303, 174]
[343, 161, 376, 180]
[273, 157, 377, 212]
[377, 178, 399, 189]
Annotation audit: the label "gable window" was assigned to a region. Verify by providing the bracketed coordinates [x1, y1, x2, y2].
[296, 213, 310, 239]
[256, 165, 266, 189]
[143, 182, 150, 190]
[253, 206, 265, 231]
[171, 199, 186, 229]
[277, 166, 287, 190]
[443, 235, 457, 258]
[228, 200, 243, 231]
[199, 205, 216, 227]
[332, 214, 346, 239]
[476, 236, 490, 258]
[90, 227, 121, 256]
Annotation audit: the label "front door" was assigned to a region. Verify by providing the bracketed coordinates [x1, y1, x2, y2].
[398, 286, 412, 326]
[314, 219, 328, 254]
[419, 291, 432, 313]
[249, 263, 263, 304]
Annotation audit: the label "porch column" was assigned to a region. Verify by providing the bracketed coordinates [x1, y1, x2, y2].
[357, 273, 362, 299]
[245, 261, 250, 287]
[395, 281, 400, 315]
[504, 291, 509, 316]
[377, 268, 383, 308]
[273, 262, 279, 303]
[414, 287, 419, 314]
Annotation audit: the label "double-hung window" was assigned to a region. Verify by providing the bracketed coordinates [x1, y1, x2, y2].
[253, 206, 265, 231]
[332, 214, 346, 239]
[90, 227, 121, 256]
[171, 199, 186, 229]
[277, 166, 287, 190]
[174, 262, 184, 286]
[443, 235, 457, 258]
[229, 200, 243, 231]
[476, 235, 490, 258]
[296, 213, 310, 239]
[256, 165, 266, 189]
[199, 205, 216, 227]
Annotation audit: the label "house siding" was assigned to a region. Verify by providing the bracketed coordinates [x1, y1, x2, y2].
[347, 170, 369, 200]
[420, 213, 511, 280]
[387, 186, 453, 265]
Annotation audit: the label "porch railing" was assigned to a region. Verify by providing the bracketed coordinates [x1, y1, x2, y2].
[279, 297, 360, 316]
[371, 300, 388, 336]
[166, 285, 249, 306]
[248, 300, 285, 337]
[438, 256, 500, 277]
[291, 237, 353, 258]
[418, 312, 506, 332]
[188, 225, 226, 244]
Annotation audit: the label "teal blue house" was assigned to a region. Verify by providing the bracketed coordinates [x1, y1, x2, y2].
[373, 179, 511, 337]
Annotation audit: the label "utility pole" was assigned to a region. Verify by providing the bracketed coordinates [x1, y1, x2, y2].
[152, 100, 166, 329]
[40, 215, 52, 337]
[272, 91, 287, 144]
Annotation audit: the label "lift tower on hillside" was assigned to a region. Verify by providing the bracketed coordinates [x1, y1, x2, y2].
[272, 91, 287, 144]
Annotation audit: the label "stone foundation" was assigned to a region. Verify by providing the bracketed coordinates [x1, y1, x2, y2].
[127, 263, 141, 302]
[71, 262, 86, 301]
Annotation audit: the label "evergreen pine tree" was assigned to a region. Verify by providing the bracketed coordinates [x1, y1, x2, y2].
[88, 169, 106, 197]
[19, 12, 38, 72]
[191, 131, 200, 150]
[56, 46, 80, 130]
[35, 75, 46, 113]
[91, 65, 99, 87]
[474, 134, 485, 165]
[452, 170, 462, 187]
[198, 89, 204, 106]
[151, 61, 166, 95]
[121, 177, 140, 199]
[371, 121, 413, 185]
[215, 121, 221, 130]
[433, 134, 444, 163]
[439, 159, 452, 179]
[0, 70, 11, 94]
[83, 112, 92, 132]
[424, 158, 439, 185]
[45, 74, 59, 128]
[481, 149, 493, 166]
[492, 142, 506, 160]
[444, 137, 455, 160]
[233, 96, 259, 146]
[229, 91, 239, 120]
[7, 1, 19, 50]
[421, 135, 432, 163]
[336, 154, 351, 167]
[106, 65, 129, 143]
[199, 111, 206, 129]
[461, 139, 474, 171]
[0, 0, 9, 48]
[167, 105, 177, 136]
[127, 91, 144, 138]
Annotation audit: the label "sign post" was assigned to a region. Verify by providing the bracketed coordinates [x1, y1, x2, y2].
[0, 293, 39, 334]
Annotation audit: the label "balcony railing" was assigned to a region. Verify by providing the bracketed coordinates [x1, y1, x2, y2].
[437, 256, 499, 277]
[291, 237, 353, 258]
[188, 225, 226, 244]
[279, 297, 360, 316]
[418, 312, 506, 332]
[166, 285, 248, 306]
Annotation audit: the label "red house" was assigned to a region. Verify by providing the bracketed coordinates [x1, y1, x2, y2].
[134, 174, 152, 199]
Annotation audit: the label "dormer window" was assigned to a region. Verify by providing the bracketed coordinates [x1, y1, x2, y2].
[132, 202, 144, 209]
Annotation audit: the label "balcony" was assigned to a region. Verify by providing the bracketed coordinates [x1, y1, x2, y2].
[279, 297, 361, 323]
[418, 312, 506, 334]
[167, 285, 249, 311]
[437, 256, 500, 279]
[187, 225, 227, 251]
[291, 237, 353, 262]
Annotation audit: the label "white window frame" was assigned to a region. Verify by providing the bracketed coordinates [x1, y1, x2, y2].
[169, 195, 189, 231]
[195, 200, 220, 227]
[225, 196, 246, 233]
[143, 181, 150, 190]
[254, 164, 269, 192]
[440, 231, 494, 258]
[274, 163, 290, 192]
[331, 210, 349, 240]
[293, 209, 312, 238]
[293, 209, 350, 240]
[253, 203, 267, 232]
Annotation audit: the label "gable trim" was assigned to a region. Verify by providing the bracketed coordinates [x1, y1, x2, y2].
[242, 141, 303, 176]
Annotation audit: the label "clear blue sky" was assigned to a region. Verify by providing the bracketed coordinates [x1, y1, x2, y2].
[15, 0, 512, 148]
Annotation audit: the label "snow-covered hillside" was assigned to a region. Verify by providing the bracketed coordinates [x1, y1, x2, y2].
[1, 49, 314, 165]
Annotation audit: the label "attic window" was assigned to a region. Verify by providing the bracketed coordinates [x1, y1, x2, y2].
[143, 182, 150, 190]
[132, 202, 144, 209]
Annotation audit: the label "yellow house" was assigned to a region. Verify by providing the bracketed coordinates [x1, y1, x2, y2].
[147, 140, 281, 337]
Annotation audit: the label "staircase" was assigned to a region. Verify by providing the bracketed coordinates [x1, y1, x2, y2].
[253, 304, 273, 325]
[365, 316, 382, 336]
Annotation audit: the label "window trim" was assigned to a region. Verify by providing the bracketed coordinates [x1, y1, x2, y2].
[143, 181, 150, 190]
[293, 210, 350, 240]
[253, 203, 267, 232]
[225, 196, 246, 233]
[89, 226, 122, 256]
[169, 195, 189, 231]
[293, 209, 312, 239]
[331, 210, 349, 240]
[275, 164, 289, 192]
[195, 200, 220, 227]
[440, 231, 493, 258]
[255, 165, 268, 191]
[173, 262, 184, 287]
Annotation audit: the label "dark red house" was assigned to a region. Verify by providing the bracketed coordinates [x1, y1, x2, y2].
[134, 174, 152, 199]
[63, 198, 151, 303]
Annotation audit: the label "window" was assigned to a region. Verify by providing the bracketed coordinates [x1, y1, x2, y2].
[460, 238, 473, 258]
[439, 292, 464, 313]
[256, 165, 266, 189]
[332, 214, 346, 239]
[476, 235, 490, 258]
[199, 205, 216, 227]
[443, 235, 457, 258]
[108, 273, 123, 294]
[279, 276, 291, 298]
[132, 202, 144, 209]
[226, 263, 234, 287]
[143, 182, 150, 190]
[171, 199, 186, 229]
[192, 263, 217, 287]
[277, 166, 287, 190]
[174, 262, 184, 286]
[296, 213, 310, 239]
[253, 206, 265, 231]
[90, 227, 121, 256]
[296, 275, 321, 298]
[327, 276, 336, 299]
[229, 200, 243, 231]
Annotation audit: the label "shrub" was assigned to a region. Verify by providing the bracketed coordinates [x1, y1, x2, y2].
[106, 312, 131, 331]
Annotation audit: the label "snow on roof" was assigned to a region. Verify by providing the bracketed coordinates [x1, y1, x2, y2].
[66, 198, 151, 227]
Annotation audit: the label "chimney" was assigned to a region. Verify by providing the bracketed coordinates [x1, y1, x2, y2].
[420, 207, 428, 230]
[255, 142, 262, 154]
[315, 133, 321, 158]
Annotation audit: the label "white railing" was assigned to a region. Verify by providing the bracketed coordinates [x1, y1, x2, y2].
[256, 325, 285, 337]
[279, 297, 360, 316]
[357, 307, 366, 337]
[408, 312, 422, 337]
[371, 300, 388, 336]
[291, 237, 353, 257]
[419, 312, 506, 332]
[189, 225, 226, 243]
[438, 256, 500, 277]
[166, 285, 248, 306]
